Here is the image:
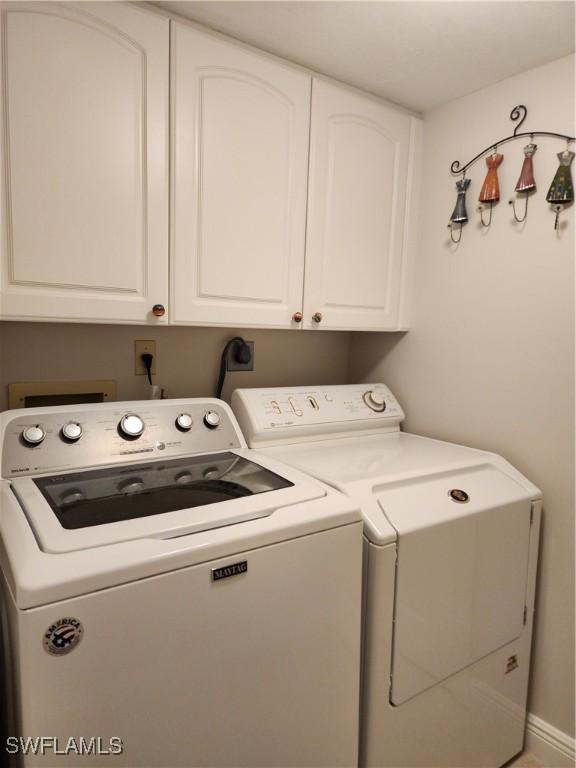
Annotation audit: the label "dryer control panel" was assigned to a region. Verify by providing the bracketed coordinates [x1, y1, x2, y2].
[232, 384, 404, 446]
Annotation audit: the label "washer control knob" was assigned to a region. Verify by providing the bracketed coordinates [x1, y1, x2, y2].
[203, 411, 220, 429]
[61, 422, 83, 442]
[176, 413, 193, 432]
[363, 390, 387, 412]
[21, 425, 46, 445]
[119, 414, 145, 439]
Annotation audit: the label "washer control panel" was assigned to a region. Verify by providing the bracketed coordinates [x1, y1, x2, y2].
[232, 384, 404, 446]
[1, 399, 242, 478]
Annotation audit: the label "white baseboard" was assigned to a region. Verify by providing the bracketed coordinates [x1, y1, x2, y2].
[525, 713, 575, 767]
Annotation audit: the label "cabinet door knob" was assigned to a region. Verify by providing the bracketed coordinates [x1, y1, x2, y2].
[312, 312, 323, 324]
[152, 304, 166, 317]
[292, 311, 303, 323]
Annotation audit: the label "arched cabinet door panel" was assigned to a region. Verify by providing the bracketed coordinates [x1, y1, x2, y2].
[0, 2, 169, 324]
[304, 79, 419, 331]
[171, 23, 310, 328]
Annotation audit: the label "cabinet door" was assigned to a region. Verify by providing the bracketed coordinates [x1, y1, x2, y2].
[0, 3, 169, 324]
[171, 23, 310, 328]
[304, 79, 417, 331]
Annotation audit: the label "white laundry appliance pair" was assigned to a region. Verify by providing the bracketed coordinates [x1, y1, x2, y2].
[0, 398, 363, 767]
[232, 383, 542, 768]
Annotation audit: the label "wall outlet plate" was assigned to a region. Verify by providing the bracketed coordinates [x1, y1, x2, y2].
[135, 340, 157, 376]
[226, 340, 254, 372]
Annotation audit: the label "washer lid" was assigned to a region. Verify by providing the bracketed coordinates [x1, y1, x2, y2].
[379, 465, 533, 705]
[10, 451, 326, 553]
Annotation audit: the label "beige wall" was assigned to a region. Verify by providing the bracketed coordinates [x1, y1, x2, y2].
[0, 51, 573, 744]
[0, 323, 351, 411]
[350, 55, 575, 736]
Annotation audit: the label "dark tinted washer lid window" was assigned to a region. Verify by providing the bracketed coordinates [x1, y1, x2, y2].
[34, 452, 293, 530]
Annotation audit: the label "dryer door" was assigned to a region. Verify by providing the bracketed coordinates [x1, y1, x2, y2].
[378, 465, 532, 705]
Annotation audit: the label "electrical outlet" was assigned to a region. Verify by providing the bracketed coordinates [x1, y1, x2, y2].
[226, 340, 254, 372]
[135, 340, 157, 376]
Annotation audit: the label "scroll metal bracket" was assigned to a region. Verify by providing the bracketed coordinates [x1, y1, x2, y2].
[450, 105, 575, 177]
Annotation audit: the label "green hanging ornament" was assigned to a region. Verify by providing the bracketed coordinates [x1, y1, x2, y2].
[546, 149, 574, 229]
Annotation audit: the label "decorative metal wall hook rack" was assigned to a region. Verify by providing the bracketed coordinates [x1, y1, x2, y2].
[450, 105, 575, 177]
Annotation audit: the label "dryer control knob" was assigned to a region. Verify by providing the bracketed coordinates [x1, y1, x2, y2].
[119, 414, 145, 439]
[203, 411, 220, 429]
[61, 422, 83, 442]
[176, 413, 193, 432]
[363, 390, 386, 412]
[21, 425, 46, 445]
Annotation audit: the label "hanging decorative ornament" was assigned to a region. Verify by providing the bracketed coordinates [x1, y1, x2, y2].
[515, 142, 537, 192]
[477, 150, 504, 227]
[546, 148, 574, 229]
[509, 142, 537, 222]
[448, 176, 471, 243]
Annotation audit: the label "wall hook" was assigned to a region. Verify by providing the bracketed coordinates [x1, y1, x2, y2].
[477, 202, 493, 227]
[509, 195, 529, 223]
[553, 204, 563, 230]
[447, 222, 463, 243]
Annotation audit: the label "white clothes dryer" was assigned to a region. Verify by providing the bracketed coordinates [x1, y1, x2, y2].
[0, 398, 363, 767]
[232, 384, 541, 768]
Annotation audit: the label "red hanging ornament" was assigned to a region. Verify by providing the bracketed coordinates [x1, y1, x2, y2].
[479, 152, 504, 202]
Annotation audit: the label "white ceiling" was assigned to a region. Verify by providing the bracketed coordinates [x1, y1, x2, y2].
[152, 1, 575, 112]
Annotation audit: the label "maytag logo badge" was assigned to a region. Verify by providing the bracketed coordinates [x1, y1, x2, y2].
[212, 561, 248, 582]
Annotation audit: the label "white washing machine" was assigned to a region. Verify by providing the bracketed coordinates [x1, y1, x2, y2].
[0, 398, 363, 767]
[232, 384, 542, 768]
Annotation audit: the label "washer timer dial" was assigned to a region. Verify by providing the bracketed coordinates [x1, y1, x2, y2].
[118, 414, 145, 439]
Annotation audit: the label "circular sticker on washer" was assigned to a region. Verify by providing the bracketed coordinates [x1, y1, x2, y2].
[449, 489, 470, 503]
[43, 618, 83, 655]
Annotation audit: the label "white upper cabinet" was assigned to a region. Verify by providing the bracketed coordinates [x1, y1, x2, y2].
[0, 3, 169, 324]
[303, 79, 418, 331]
[0, 5, 419, 331]
[171, 22, 311, 328]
